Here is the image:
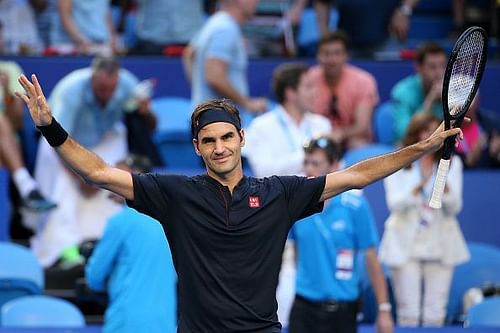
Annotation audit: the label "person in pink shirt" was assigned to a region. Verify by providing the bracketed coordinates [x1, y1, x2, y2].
[308, 31, 379, 149]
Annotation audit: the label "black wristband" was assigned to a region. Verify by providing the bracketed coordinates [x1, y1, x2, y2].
[36, 118, 69, 147]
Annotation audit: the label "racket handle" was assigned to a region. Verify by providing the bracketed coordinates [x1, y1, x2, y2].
[429, 159, 451, 209]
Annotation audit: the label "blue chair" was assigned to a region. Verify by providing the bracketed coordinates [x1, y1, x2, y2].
[372, 101, 396, 145]
[151, 97, 201, 168]
[1, 295, 85, 327]
[466, 297, 500, 327]
[0, 169, 10, 242]
[0, 242, 43, 312]
[447, 243, 500, 323]
[297, 8, 338, 56]
[342, 144, 395, 168]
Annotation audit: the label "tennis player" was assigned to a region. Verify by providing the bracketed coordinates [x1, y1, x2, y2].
[17, 74, 462, 333]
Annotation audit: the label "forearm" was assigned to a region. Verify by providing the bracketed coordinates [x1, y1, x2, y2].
[208, 77, 247, 107]
[365, 249, 389, 305]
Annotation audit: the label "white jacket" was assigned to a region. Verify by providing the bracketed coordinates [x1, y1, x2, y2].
[379, 156, 470, 267]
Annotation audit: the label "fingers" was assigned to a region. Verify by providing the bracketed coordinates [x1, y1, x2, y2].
[14, 91, 30, 105]
[32, 74, 47, 102]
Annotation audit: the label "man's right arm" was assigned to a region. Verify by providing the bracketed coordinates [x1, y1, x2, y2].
[17, 74, 134, 200]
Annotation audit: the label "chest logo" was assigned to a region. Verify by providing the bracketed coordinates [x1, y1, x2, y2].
[248, 196, 261, 208]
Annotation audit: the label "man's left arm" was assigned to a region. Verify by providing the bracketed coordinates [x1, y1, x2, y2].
[319, 122, 462, 201]
[365, 248, 393, 333]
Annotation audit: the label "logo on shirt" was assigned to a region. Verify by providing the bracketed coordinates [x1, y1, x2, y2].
[248, 196, 261, 208]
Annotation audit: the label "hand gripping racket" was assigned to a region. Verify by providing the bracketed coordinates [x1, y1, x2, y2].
[429, 26, 488, 209]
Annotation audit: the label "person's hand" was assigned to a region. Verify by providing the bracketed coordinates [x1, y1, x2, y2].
[427, 81, 443, 104]
[16, 74, 53, 126]
[389, 8, 410, 41]
[376, 310, 394, 333]
[426, 120, 464, 152]
[286, 4, 303, 26]
[243, 97, 268, 114]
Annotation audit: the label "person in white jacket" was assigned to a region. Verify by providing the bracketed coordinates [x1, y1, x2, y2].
[379, 112, 470, 327]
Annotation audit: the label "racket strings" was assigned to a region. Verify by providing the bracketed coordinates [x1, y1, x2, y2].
[448, 31, 485, 115]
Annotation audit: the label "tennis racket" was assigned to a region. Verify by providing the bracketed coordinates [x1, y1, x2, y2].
[429, 26, 488, 209]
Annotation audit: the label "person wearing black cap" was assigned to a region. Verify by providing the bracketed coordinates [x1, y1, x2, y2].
[17, 73, 464, 333]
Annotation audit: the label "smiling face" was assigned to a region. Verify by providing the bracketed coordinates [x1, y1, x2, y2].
[193, 122, 245, 179]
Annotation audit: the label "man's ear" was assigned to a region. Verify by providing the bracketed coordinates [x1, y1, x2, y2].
[192, 138, 201, 156]
[239, 128, 245, 147]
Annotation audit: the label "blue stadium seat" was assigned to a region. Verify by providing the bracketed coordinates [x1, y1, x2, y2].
[466, 296, 500, 327]
[0, 242, 43, 313]
[408, 15, 453, 39]
[1, 295, 85, 328]
[297, 8, 338, 56]
[0, 170, 10, 242]
[372, 101, 396, 145]
[447, 243, 500, 323]
[342, 144, 395, 168]
[151, 97, 201, 168]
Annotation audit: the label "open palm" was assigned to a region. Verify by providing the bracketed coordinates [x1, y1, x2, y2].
[16, 74, 53, 127]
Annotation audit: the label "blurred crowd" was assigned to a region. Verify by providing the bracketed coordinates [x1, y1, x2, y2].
[1, 0, 500, 331]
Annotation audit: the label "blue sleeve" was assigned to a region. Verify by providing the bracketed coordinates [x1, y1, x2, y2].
[85, 215, 124, 291]
[353, 197, 379, 250]
[205, 26, 238, 63]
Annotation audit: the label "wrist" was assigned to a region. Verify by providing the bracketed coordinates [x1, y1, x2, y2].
[378, 302, 392, 312]
[37, 117, 69, 147]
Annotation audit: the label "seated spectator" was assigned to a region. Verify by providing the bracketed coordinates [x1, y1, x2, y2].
[86, 154, 176, 333]
[27, 55, 155, 268]
[0, 60, 55, 211]
[308, 31, 379, 149]
[182, 0, 267, 118]
[130, 0, 205, 55]
[244, 62, 331, 177]
[391, 42, 446, 143]
[0, 0, 42, 55]
[379, 112, 469, 326]
[49, 0, 120, 55]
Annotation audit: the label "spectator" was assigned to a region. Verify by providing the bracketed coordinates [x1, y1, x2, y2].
[244, 62, 331, 177]
[49, 0, 120, 55]
[86, 154, 176, 333]
[182, 0, 267, 117]
[0, 60, 55, 211]
[28, 55, 155, 268]
[391, 42, 447, 143]
[309, 31, 379, 149]
[379, 112, 470, 326]
[288, 136, 393, 333]
[0, 0, 42, 55]
[130, 0, 205, 55]
[243, 62, 331, 327]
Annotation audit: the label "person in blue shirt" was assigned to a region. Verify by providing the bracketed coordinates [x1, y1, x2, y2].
[86, 154, 176, 333]
[288, 136, 394, 333]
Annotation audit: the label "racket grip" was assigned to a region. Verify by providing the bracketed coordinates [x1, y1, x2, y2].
[429, 159, 451, 209]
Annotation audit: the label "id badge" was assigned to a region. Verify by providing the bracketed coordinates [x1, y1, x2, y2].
[335, 249, 353, 280]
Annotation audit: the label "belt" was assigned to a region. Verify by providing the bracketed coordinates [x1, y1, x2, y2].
[295, 294, 357, 312]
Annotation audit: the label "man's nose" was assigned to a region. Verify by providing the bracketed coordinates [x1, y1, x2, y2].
[214, 140, 225, 154]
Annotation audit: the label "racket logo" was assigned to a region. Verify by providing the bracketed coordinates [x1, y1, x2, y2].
[248, 196, 261, 208]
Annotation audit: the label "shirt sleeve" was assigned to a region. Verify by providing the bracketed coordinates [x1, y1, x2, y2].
[351, 196, 379, 250]
[205, 26, 238, 63]
[85, 216, 124, 291]
[127, 173, 171, 222]
[278, 175, 326, 223]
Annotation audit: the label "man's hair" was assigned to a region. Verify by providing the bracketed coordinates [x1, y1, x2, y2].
[272, 62, 309, 104]
[304, 136, 343, 164]
[91, 55, 120, 74]
[190, 99, 242, 139]
[318, 30, 350, 51]
[415, 42, 446, 65]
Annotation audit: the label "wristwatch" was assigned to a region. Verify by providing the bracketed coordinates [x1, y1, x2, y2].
[378, 302, 392, 312]
[399, 4, 413, 16]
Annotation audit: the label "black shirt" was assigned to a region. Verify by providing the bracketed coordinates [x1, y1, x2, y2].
[129, 173, 326, 333]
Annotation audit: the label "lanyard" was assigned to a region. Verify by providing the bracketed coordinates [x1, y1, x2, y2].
[275, 108, 313, 152]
